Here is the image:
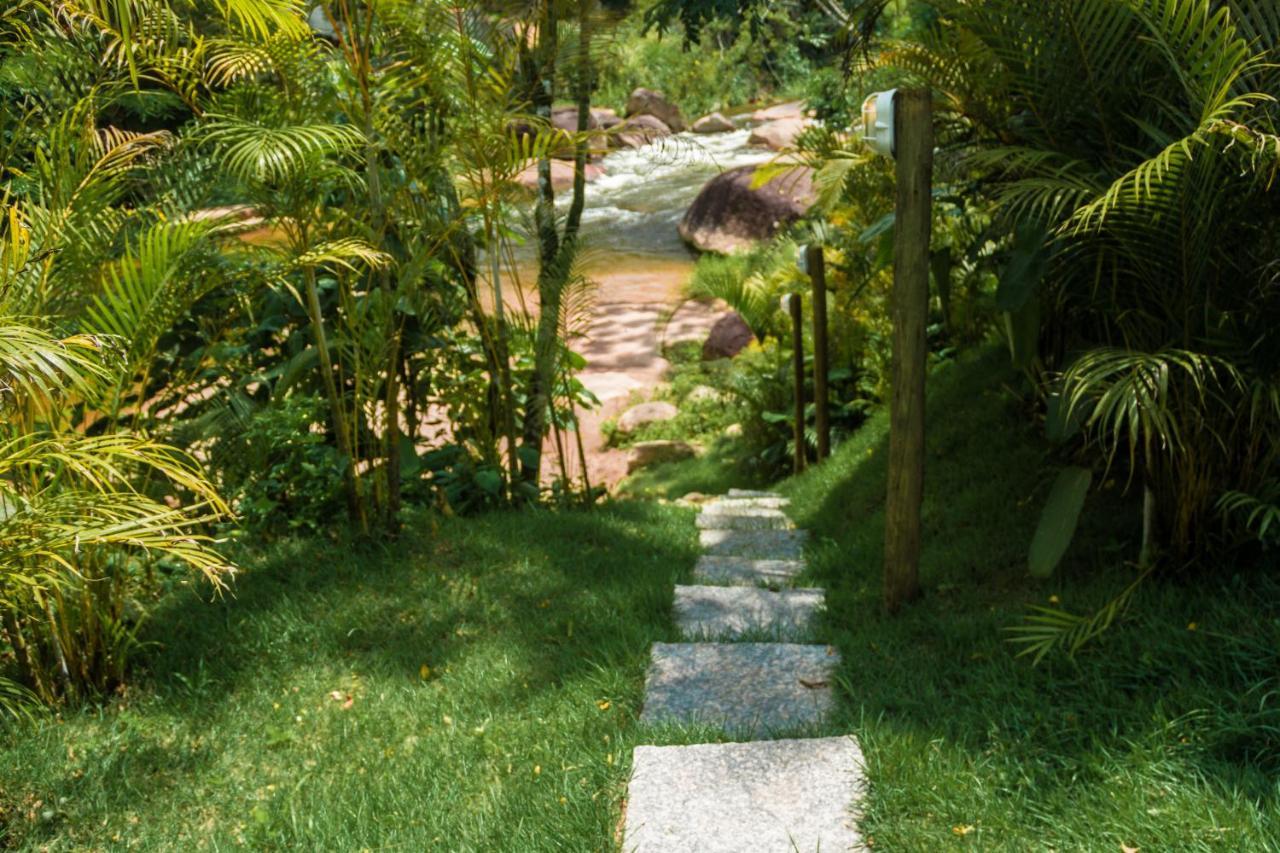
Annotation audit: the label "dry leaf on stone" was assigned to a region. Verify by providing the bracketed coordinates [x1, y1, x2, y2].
[799, 678, 828, 689]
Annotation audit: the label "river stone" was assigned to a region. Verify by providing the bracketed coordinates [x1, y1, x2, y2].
[751, 100, 807, 123]
[748, 117, 810, 151]
[729, 489, 781, 498]
[615, 113, 673, 149]
[694, 555, 805, 586]
[700, 528, 807, 560]
[625, 87, 687, 132]
[679, 164, 815, 254]
[674, 585, 823, 639]
[692, 112, 735, 134]
[626, 440, 696, 473]
[617, 401, 679, 435]
[702, 311, 754, 360]
[639, 643, 838, 733]
[696, 506, 793, 530]
[515, 159, 604, 192]
[623, 737, 865, 852]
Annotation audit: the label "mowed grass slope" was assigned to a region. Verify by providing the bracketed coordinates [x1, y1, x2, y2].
[1, 503, 697, 850]
[781, 348, 1280, 850]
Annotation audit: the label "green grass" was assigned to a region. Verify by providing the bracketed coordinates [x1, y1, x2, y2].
[0, 503, 705, 850]
[779, 347, 1280, 850]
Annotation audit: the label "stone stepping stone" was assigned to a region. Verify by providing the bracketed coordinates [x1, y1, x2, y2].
[674, 585, 823, 639]
[699, 528, 806, 560]
[705, 496, 790, 511]
[640, 643, 838, 734]
[727, 488, 782, 498]
[695, 506, 793, 531]
[694, 555, 805, 587]
[624, 736, 865, 852]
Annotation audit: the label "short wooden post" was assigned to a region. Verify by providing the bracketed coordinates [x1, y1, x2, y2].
[883, 88, 932, 614]
[788, 292, 806, 475]
[807, 244, 831, 460]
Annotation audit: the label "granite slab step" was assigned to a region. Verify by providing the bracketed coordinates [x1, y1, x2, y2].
[624, 736, 866, 852]
[705, 495, 790, 510]
[694, 555, 805, 587]
[695, 506, 793, 531]
[727, 489, 782, 498]
[640, 642, 838, 735]
[674, 585, 823, 639]
[699, 528, 807, 560]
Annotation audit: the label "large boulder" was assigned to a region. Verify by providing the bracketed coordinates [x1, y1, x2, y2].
[748, 118, 810, 151]
[614, 114, 673, 149]
[678, 164, 815, 254]
[625, 88, 686, 133]
[626, 440, 696, 473]
[617, 401, 679, 434]
[592, 107, 623, 130]
[516, 159, 604, 192]
[751, 101, 807, 123]
[702, 312, 754, 361]
[692, 112, 735, 134]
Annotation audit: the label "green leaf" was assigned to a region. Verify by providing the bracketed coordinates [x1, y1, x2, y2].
[996, 223, 1048, 312]
[1003, 296, 1040, 369]
[1029, 466, 1093, 578]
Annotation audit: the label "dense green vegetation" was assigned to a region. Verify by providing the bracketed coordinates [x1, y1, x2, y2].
[3, 0, 1279, 847]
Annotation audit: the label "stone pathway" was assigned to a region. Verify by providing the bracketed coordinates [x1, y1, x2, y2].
[624, 489, 866, 851]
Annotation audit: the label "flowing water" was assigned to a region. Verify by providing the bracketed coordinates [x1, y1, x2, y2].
[499, 128, 772, 299]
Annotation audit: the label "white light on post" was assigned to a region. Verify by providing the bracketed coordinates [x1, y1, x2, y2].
[861, 88, 898, 158]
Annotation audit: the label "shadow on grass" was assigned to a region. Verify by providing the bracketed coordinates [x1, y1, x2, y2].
[779, 347, 1280, 848]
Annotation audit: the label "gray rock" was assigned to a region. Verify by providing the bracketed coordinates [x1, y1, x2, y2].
[679, 165, 815, 254]
[626, 440, 696, 473]
[617, 401, 679, 435]
[729, 489, 781, 498]
[624, 737, 866, 852]
[625, 87, 687, 132]
[694, 555, 805, 586]
[692, 112, 735, 134]
[702, 311, 754, 360]
[640, 642, 839, 733]
[674, 585, 823, 639]
[696, 506, 793, 530]
[699, 528, 807, 560]
[723, 422, 744, 438]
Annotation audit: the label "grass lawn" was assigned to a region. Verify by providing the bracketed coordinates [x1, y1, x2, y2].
[4, 347, 1278, 850]
[1, 504, 702, 849]
[779, 348, 1280, 850]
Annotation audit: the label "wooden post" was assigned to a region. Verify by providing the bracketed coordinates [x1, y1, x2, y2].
[807, 244, 831, 460]
[883, 88, 932, 614]
[789, 292, 806, 475]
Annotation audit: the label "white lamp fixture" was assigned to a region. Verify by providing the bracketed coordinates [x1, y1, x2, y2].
[780, 293, 794, 314]
[861, 89, 897, 157]
[795, 244, 809, 275]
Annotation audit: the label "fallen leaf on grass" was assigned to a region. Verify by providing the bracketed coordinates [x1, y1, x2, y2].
[596, 699, 611, 711]
[952, 824, 974, 836]
[419, 664, 431, 680]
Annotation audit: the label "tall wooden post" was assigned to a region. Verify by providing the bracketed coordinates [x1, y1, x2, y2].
[788, 292, 806, 475]
[807, 244, 831, 460]
[883, 88, 932, 614]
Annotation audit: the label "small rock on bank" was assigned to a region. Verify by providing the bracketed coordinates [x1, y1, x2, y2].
[618, 401, 679, 434]
[627, 440, 696, 473]
[702, 312, 754, 360]
[625, 88, 686, 133]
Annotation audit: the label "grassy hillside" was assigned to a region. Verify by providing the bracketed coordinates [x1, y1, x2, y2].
[1, 504, 698, 849]
[780, 348, 1280, 849]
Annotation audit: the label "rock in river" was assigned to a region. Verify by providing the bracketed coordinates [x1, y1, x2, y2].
[692, 112, 736, 134]
[625, 88, 687, 133]
[678, 164, 815, 254]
